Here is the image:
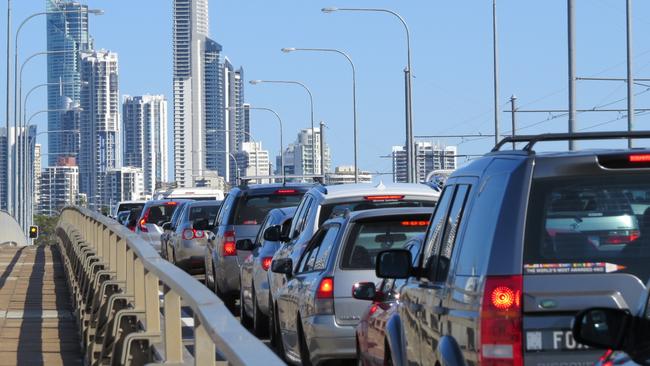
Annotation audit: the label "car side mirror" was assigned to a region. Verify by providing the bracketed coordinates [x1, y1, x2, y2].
[236, 239, 255, 251]
[376, 249, 413, 279]
[161, 222, 171, 231]
[271, 258, 293, 276]
[352, 282, 377, 301]
[263, 225, 282, 242]
[572, 307, 631, 350]
[193, 218, 210, 231]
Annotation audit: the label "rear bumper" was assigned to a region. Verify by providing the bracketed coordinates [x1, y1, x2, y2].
[175, 256, 206, 275]
[303, 315, 356, 364]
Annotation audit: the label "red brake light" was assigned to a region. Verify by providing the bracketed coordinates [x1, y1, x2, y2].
[165, 201, 178, 206]
[605, 230, 639, 244]
[364, 195, 405, 202]
[401, 220, 430, 227]
[480, 275, 523, 366]
[629, 154, 650, 162]
[316, 277, 334, 299]
[275, 189, 298, 195]
[223, 230, 236, 256]
[139, 209, 150, 232]
[261, 256, 273, 271]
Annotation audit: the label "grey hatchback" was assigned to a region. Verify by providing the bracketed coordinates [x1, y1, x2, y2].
[272, 207, 433, 365]
[375, 132, 650, 366]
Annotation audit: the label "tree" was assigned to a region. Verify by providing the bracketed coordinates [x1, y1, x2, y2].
[33, 214, 59, 246]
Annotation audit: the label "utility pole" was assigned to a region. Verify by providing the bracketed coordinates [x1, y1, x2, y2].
[510, 95, 517, 150]
[568, 0, 577, 150]
[492, 0, 500, 146]
[5, 0, 11, 215]
[320, 121, 326, 178]
[626, 0, 634, 148]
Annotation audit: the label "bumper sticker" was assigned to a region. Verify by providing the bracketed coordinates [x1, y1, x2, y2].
[524, 262, 626, 274]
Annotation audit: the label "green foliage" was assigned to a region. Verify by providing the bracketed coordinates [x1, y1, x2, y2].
[33, 214, 59, 246]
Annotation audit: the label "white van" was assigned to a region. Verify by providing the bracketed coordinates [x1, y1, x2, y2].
[154, 187, 225, 201]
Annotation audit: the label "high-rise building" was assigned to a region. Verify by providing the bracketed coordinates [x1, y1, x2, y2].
[105, 167, 145, 206]
[39, 157, 79, 215]
[46, 0, 94, 166]
[123, 95, 169, 196]
[278, 128, 331, 177]
[235, 141, 270, 183]
[326, 166, 373, 185]
[217, 59, 247, 182]
[79, 50, 120, 210]
[391, 142, 457, 183]
[173, 0, 224, 187]
[34, 144, 42, 212]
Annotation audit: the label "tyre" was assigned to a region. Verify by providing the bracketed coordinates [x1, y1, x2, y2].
[205, 258, 216, 292]
[252, 287, 269, 337]
[240, 282, 253, 328]
[298, 320, 313, 366]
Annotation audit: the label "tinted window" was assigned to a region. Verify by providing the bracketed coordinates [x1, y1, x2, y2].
[289, 196, 311, 238]
[319, 199, 436, 225]
[340, 217, 430, 270]
[298, 225, 340, 273]
[421, 186, 455, 266]
[146, 204, 178, 226]
[524, 176, 650, 281]
[189, 205, 220, 222]
[118, 203, 144, 213]
[233, 194, 304, 225]
[456, 173, 509, 276]
[430, 185, 470, 282]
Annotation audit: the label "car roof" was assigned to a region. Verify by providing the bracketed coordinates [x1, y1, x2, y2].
[308, 182, 440, 201]
[143, 199, 191, 207]
[321, 207, 433, 227]
[187, 200, 222, 208]
[229, 183, 315, 195]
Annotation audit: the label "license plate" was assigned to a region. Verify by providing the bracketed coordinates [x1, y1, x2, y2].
[525, 330, 590, 351]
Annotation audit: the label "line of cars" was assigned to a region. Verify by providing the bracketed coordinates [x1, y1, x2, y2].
[112, 132, 650, 366]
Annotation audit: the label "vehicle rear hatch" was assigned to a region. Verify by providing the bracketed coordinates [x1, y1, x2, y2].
[334, 214, 430, 326]
[231, 188, 306, 263]
[522, 162, 650, 365]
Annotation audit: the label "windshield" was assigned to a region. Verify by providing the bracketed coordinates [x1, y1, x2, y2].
[232, 194, 304, 225]
[340, 217, 430, 270]
[524, 176, 650, 281]
[320, 199, 436, 225]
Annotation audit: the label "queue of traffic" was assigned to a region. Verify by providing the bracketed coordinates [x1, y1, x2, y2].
[109, 132, 650, 366]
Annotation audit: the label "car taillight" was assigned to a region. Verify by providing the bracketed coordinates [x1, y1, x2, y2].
[139, 209, 150, 233]
[401, 220, 430, 227]
[480, 275, 523, 366]
[364, 195, 405, 202]
[182, 229, 205, 240]
[223, 230, 236, 256]
[605, 230, 640, 244]
[629, 154, 650, 162]
[261, 256, 273, 271]
[316, 277, 334, 299]
[275, 189, 298, 195]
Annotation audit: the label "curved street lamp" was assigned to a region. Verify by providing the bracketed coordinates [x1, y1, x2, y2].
[281, 47, 358, 183]
[249, 79, 317, 174]
[206, 129, 260, 180]
[321, 7, 414, 182]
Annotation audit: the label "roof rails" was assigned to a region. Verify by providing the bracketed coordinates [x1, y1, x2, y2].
[492, 131, 650, 152]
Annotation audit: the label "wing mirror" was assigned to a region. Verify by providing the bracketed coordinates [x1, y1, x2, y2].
[271, 258, 293, 276]
[236, 239, 255, 251]
[352, 282, 377, 301]
[161, 222, 171, 231]
[572, 308, 632, 350]
[376, 249, 413, 279]
[263, 225, 282, 242]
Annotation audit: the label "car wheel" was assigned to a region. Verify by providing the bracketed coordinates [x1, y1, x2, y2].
[240, 281, 253, 329]
[298, 320, 313, 366]
[161, 241, 167, 259]
[252, 287, 269, 338]
[205, 258, 215, 291]
[384, 341, 393, 366]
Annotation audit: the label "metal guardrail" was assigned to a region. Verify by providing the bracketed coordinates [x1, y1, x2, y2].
[56, 206, 285, 366]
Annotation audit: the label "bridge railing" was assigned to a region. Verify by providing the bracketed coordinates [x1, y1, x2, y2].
[56, 206, 284, 366]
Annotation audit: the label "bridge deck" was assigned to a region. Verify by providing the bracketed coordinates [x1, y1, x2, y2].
[0, 245, 82, 366]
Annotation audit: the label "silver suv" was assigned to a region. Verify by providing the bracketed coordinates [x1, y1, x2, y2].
[267, 182, 440, 358]
[271, 207, 433, 365]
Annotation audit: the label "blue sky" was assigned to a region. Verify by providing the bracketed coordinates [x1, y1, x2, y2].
[3, 1, 650, 179]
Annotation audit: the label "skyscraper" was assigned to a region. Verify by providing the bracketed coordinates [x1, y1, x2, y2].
[278, 128, 330, 177]
[123, 95, 169, 196]
[391, 141, 457, 183]
[106, 167, 145, 205]
[46, 0, 93, 165]
[39, 157, 79, 215]
[217, 58, 247, 183]
[173, 0, 221, 187]
[34, 144, 42, 212]
[79, 50, 120, 210]
[235, 141, 270, 183]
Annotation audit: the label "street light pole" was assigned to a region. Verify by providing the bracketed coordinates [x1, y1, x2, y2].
[225, 106, 284, 182]
[322, 7, 414, 183]
[567, 0, 577, 150]
[5, 0, 11, 214]
[282, 47, 358, 183]
[249, 79, 317, 174]
[626, 0, 634, 148]
[492, 0, 500, 146]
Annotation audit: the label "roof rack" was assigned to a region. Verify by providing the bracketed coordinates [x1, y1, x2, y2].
[492, 131, 650, 152]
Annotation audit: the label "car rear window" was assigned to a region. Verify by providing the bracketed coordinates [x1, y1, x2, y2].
[319, 199, 436, 225]
[340, 216, 431, 270]
[232, 193, 304, 225]
[524, 176, 650, 281]
[118, 203, 144, 214]
[145, 204, 178, 226]
[189, 205, 220, 222]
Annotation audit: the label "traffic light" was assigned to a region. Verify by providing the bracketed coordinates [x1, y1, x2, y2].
[29, 226, 38, 239]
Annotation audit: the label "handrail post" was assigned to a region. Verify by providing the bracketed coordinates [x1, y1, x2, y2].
[125, 248, 134, 296]
[116, 237, 126, 282]
[194, 318, 216, 366]
[133, 257, 145, 310]
[144, 271, 160, 333]
[163, 287, 183, 363]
